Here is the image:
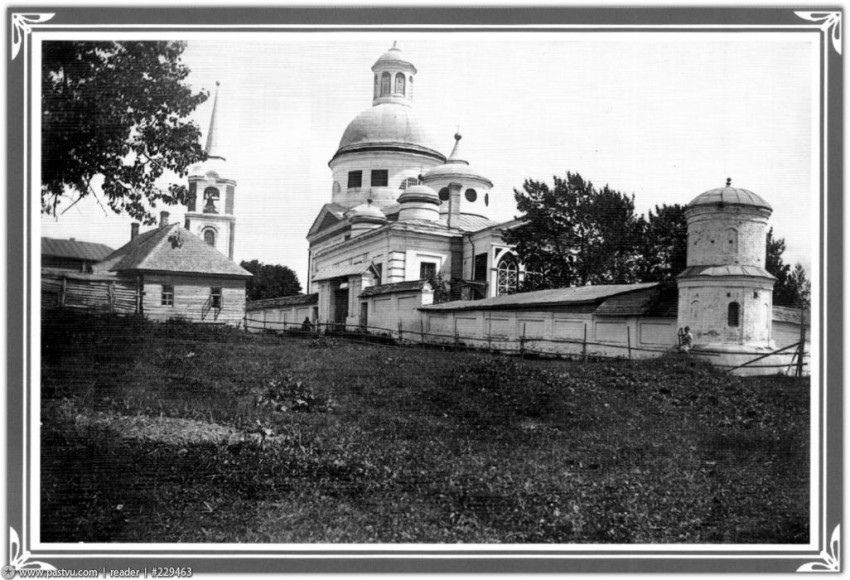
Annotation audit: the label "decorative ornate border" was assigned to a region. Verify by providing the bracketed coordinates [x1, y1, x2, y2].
[10, 13, 54, 60]
[795, 11, 842, 55]
[797, 525, 841, 572]
[3, 528, 55, 578]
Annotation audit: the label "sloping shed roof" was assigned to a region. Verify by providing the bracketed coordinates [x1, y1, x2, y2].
[97, 224, 251, 278]
[360, 280, 429, 297]
[246, 293, 318, 311]
[42, 237, 114, 261]
[595, 283, 679, 318]
[420, 282, 659, 312]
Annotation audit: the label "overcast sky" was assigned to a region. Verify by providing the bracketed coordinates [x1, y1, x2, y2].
[39, 31, 818, 286]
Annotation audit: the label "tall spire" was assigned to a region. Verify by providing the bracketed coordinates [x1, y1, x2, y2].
[204, 81, 225, 161]
[447, 131, 468, 165]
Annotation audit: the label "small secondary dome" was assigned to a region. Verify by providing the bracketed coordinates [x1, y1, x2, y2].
[422, 132, 493, 187]
[372, 42, 417, 73]
[398, 183, 440, 205]
[347, 201, 387, 224]
[688, 178, 772, 211]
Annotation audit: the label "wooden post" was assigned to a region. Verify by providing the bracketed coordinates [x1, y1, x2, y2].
[582, 323, 588, 363]
[455, 329, 460, 349]
[627, 326, 632, 360]
[59, 277, 67, 308]
[398, 320, 403, 344]
[420, 318, 425, 344]
[108, 281, 115, 313]
[487, 314, 492, 351]
[796, 309, 807, 377]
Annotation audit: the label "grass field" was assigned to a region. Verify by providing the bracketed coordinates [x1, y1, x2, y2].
[40, 311, 809, 543]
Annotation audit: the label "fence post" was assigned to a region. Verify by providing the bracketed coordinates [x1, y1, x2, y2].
[455, 329, 460, 349]
[420, 318, 425, 345]
[59, 277, 67, 308]
[487, 314, 492, 351]
[796, 311, 807, 377]
[398, 320, 403, 344]
[627, 326, 632, 360]
[582, 323, 587, 363]
[520, 323, 526, 359]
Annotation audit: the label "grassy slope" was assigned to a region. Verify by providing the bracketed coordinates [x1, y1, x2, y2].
[40, 312, 809, 543]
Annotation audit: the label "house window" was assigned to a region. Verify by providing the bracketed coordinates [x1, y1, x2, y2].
[161, 285, 174, 306]
[371, 169, 388, 187]
[203, 229, 216, 247]
[419, 261, 437, 280]
[728, 302, 740, 327]
[348, 171, 362, 188]
[373, 263, 383, 284]
[380, 72, 391, 95]
[497, 254, 519, 296]
[465, 188, 478, 202]
[211, 287, 222, 309]
[395, 72, 406, 94]
[203, 187, 219, 214]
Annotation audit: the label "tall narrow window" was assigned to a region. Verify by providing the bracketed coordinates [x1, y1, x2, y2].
[203, 229, 216, 247]
[373, 74, 378, 99]
[371, 169, 388, 187]
[473, 253, 488, 282]
[395, 72, 406, 94]
[380, 72, 391, 95]
[203, 187, 219, 214]
[728, 302, 740, 327]
[161, 285, 174, 307]
[497, 254, 519, 295]
[409, 76, 413, 99]
[211, 287, 222, 309]
[373, 263, 383, 285]
[348, 170, 362, 188]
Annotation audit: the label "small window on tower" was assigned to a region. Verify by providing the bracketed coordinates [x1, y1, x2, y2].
[728, 302, 740, 327]
[438, 188, 449, 201]
[348, 171, 362, 188]
[395, 72, 406, 95]
[465, 188, 478, 202]
[371, 170, 388, 187]
[203, 187, 219, 214]
[203, 229, 216, 247]
[380, 72, 391, 96]
[400, 177, 418, 190]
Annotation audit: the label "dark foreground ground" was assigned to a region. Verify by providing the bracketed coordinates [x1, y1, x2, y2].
[41, 311, 809, 543]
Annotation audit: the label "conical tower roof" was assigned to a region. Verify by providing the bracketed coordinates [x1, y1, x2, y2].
[205, 82, 225, 161]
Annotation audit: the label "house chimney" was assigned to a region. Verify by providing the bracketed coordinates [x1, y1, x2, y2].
[447, 183, 462, 228]
[131, 223, 140, 240]
[160, 211, 170, 228]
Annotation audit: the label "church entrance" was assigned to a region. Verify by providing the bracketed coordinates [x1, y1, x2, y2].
[333, 287, 349, 331]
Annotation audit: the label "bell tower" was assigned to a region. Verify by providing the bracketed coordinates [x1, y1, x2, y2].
[184, 82, 237, 260]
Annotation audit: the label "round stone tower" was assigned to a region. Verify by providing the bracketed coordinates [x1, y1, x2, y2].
[676, 179, 776, 351]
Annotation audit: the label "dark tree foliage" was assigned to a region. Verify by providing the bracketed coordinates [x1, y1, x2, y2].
[636, 204, 689, 282]
[503, 172, 643, 289]
[42, 41, 209, 224]
[240, 260, 302, 301]
[766, 228, 810, 307]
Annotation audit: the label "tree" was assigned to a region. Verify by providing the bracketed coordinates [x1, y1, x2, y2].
[636, 204, 688, 282]
[502, 172, 643, 289]
[240, 260, 302, 301]
[42, 41, 209, 224]
[766, 228, 810, 307]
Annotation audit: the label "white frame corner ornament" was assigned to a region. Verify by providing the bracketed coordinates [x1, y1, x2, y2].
[4, 527, 55, 578]
[795, 11, 842, 55]
[797, 524, 841, 572]
[10, 12, 55, 60]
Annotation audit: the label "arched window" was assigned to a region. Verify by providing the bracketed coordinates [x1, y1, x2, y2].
[395, 72, 406, 95]
[409, 76, 413, 99]
[728, 302, 740, 327]
[203, 229, 216, 247]
[690, 299, 700, 320]
[332, 181, 341, 195]
[497, 254, 519, 296]
[380, 72, 391, 96]
[203, 187, 219, 214]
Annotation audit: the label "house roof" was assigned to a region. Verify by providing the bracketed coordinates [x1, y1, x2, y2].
[246, 293, 318, 311]
[97, 224, 251, 278]
[312, 262, 377, 282]
[420, 282, 659, 312]
[595, 283, 679, 318]
[678, 265, 775, 280]
[42, 237, 114, 262]
[360, 280, 430, 297]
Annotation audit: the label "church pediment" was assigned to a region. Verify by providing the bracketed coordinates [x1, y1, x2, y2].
[307, 203, 348, 238]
